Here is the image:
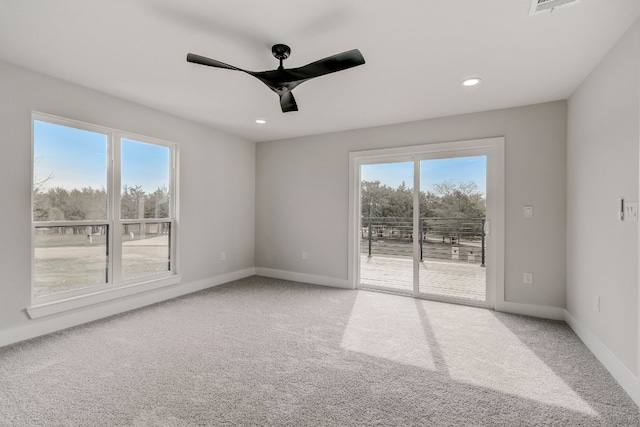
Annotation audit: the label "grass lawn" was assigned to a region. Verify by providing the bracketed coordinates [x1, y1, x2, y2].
[34, 231, 169, 297]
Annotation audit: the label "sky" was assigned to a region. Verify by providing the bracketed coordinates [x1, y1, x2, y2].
[361, 156, 486, 195]
[34, 120, 169, 193]
[33, 119, 482, 196]
[121, 138, 170, 192]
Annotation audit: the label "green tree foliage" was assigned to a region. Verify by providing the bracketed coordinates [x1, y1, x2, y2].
[144, 185, 170, 219]
[361, 180, 417, 218]
[33, 187, 107, 222]
[361, 179, 485, 219]
[388, 182, 413, 218]
[34, 184, 169, 222]
[419, 190, 439, 218]
[431, 180, 486, 219]
[121, 184, 146, 219]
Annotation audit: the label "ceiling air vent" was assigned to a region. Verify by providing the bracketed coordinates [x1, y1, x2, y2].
[529, 0, 581, 15]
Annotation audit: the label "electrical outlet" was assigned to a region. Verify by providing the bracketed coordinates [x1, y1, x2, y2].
[523, 272, 533, 284]
[301, 251, 307, 260]
[220, 251, 226, 261]
[524, 205, 533, 218]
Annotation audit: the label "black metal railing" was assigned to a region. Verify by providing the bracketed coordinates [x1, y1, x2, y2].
[361, 217, 486, 266]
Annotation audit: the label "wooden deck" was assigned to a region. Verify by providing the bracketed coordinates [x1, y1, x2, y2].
[360, 255, 486, 302]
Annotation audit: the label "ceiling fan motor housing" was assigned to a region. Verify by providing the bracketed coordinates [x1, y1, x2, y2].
[272, 44, 291, 60]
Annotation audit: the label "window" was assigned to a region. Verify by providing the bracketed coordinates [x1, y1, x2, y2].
[31, 113, 178, 315]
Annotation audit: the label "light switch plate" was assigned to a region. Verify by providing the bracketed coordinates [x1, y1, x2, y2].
[524, 206, 533, 218]
[625, 202, 638, 221]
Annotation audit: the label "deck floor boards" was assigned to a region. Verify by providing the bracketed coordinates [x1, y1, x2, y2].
[360, 255, 486, 302]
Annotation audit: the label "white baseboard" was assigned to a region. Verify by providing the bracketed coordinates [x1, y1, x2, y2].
[498, 301, 566, 320]
[255, 267, 352, 289]
[564, 310, 640, 406]
[172, 267, 256, 295]
[0, 268, 255, 348]
[501, 302, 640, 406]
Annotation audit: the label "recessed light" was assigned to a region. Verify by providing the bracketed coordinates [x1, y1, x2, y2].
[255, 119, 266, 124]
[462, 77, 481, 87]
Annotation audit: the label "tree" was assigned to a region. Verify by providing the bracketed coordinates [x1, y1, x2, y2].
[419, 190, 438, 218]
[361, 180, 393, 218]
[121, 184, 146, 219]
[431, 180, 485, 219]
[384, 181, 412, 218]
[33, 171, 54, 194]
[362, 179, 485, 220]
[145, 185, 169, 219]
[32, 156, 56, 221]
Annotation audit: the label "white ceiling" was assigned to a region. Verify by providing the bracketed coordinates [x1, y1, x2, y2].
[1, 0, 639, 142]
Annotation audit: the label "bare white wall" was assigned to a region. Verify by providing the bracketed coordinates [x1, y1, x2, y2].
[567, 19, 640, 375]
[0, 60, 255, 332]
[256, 101, 567, 308]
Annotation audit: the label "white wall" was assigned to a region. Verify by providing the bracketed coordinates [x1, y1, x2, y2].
[567, 19, 640, 376]
[0, 60, 256, 335]
[256, 101, 567, 309]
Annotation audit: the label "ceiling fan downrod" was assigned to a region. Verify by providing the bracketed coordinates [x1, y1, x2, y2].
[271, 44, 291, 69]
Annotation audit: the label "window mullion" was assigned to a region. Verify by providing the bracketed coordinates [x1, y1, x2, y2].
[413, 157, 420, 295]
[111, 133, 122, 284]
[170, 145, 178, 274]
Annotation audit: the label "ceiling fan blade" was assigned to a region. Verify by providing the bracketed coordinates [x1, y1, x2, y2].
[286, 49, 365, 81]
[186, 53, 245, 72]
[280, 91, 298, 113]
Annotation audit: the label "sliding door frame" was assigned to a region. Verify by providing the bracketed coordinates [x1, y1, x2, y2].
[348, 137, 505, 309]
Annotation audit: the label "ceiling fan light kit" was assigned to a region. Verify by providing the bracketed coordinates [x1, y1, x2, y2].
[186, 44, 365, 113]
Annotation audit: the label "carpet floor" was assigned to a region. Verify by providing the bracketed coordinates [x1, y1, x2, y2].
[0, 276, 638, 426]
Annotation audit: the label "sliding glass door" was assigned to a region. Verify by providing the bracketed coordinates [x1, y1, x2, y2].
[360, 161, 414, 293]
[351, 138, 503, 308]
[418, 156, 487, 302]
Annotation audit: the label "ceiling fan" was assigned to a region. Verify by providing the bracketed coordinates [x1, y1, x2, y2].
[186, 44, 365, 113]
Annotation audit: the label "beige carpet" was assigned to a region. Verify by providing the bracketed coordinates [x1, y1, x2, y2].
[0, 276, 638, 426]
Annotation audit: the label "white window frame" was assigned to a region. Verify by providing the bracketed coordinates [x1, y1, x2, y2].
[28, 112, 180, 318]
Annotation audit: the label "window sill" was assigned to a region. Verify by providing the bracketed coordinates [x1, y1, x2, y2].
[26, 274, 181, 319]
